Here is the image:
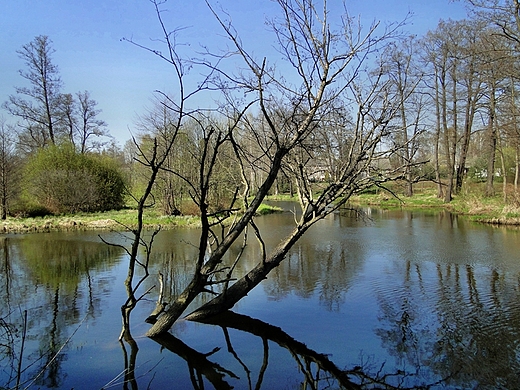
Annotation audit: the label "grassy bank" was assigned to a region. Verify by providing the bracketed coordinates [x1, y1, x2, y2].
[0, 203, 283, 234]
[3, 188, 520, 234]
[349, 189, 520, 225]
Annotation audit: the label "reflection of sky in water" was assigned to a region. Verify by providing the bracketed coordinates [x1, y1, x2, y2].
[1, 210, 520, 388]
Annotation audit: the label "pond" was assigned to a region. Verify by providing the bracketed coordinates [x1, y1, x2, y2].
[1, 205, 520, 389]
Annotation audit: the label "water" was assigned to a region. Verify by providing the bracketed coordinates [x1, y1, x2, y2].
[1, 207, 520, 389]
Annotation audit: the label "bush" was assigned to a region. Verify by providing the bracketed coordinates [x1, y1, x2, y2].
[10, 201, 52, 218]
[23, 144, 127, 214]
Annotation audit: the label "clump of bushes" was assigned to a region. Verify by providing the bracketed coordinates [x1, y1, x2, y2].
[22, 143, 127, 214]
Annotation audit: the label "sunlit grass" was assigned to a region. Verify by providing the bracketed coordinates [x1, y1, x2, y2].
[351, 185, 520, 225]
[0, 203, 284, 234]
[351, 190, 445, 209]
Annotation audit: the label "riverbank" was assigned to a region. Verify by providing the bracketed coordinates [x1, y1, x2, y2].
[349, 191, 520, 225]
[0, 203, 283, 234]
[2, 191, 519, 234]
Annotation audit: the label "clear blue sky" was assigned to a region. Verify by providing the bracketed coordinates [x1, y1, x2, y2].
[0, 0, 468, 146]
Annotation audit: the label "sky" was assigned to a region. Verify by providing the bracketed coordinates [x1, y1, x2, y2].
[0, 0, 469, 146]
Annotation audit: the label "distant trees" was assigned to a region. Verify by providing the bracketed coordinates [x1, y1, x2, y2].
[415, 14, 520, 201]
[465, 0, 520, 198]
[1, 35, 121, 216]
[422, 19, 486, 201]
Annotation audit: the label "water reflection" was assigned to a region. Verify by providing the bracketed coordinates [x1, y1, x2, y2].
[0, 233, 123, 389]
[157, 311, 367, 389]
[2, 209, 520, 388]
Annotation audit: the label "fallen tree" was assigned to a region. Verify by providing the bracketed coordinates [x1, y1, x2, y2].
[120, 0, 413, 339]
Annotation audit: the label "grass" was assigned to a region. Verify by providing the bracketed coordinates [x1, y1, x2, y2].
[351, 191, 445, 209]
[0, 203, 284, 234]
[351, 184, 520, 226]
[4, 183, 520, 234]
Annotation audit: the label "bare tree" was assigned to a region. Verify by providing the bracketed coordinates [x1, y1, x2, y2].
[118, 0, 412, 339]
[381, 36, 427, 197]
[0, 119, 18, 219]
[423, 21, 459, 202]
[74, 91, 110, 153]
[2, 36, 63, 152]
[465, 0, 520, 46]
[422, 19, 487, 201]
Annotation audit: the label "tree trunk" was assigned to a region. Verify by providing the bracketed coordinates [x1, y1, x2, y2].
[455, 73, 477, 194]
[146, 148, 288, 337]
[434, 67, 444, 199]
[442, 67, 453, 203]
[515, 145, 520, 192]
[183, 223, 309, 323]
[486, 84, 497, 197]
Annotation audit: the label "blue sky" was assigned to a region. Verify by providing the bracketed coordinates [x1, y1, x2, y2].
[0, 0, 468, 146]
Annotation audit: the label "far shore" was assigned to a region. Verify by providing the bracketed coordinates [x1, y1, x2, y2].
[2, 192, 520, 234]
[0, 203, 282, 234]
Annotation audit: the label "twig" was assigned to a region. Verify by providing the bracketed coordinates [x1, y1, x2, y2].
[15, 309, 27, 389]
[22, 312, 89, 390]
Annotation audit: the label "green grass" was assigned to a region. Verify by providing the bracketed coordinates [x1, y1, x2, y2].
[351, 191, 445, 210]
[352, 187, 520, 225]
[0, 203, 284, 234]
[5, 185, 520, 234]
[256, 203, 284, 215]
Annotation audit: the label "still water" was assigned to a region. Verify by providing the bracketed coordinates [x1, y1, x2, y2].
[1, 206, 520, 389]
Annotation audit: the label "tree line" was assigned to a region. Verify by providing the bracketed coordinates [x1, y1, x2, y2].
[3, 3, 520, 221]
[126, 2, 520, 220]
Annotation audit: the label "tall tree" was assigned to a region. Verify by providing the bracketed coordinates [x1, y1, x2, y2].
[0, 119, 18, 219]
[422, 19, 486, 201]
[423, 21, 459, 202]
[3, 36, 63, 152]
[454, 20, 485, 194]
[381, 37, 426, 196]
[72, 91, 110, 153]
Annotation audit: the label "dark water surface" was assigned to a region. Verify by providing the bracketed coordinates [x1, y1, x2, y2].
[1, 207, 520, 389]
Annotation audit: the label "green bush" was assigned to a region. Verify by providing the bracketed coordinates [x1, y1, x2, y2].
[23, 144, 127, 214]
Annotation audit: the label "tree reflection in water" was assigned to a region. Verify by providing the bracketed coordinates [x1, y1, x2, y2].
[375, 260, 520, 389]
[3, 211, 520, 388]
[149, 311, 447, 390]
[0, 234, 122, 389]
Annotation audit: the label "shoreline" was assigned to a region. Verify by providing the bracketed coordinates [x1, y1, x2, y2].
[0, 203, 282, 234]
[2, 193, 520, 234]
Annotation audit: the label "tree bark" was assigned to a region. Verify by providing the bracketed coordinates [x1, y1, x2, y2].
[486, 83, 497, 197]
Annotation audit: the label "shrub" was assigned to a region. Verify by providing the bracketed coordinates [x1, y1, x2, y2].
[23, 144, 127, 214]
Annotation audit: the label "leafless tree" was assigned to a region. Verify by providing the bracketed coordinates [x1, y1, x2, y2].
[380, 36, 427, 197]
[117, 0, 413, 338]
[421, 19, 488, 201]
[73, 91, 110, 153]
[2, 36, 63, 153]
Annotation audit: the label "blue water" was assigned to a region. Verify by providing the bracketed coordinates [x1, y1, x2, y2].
[2, 208, 520, 389]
